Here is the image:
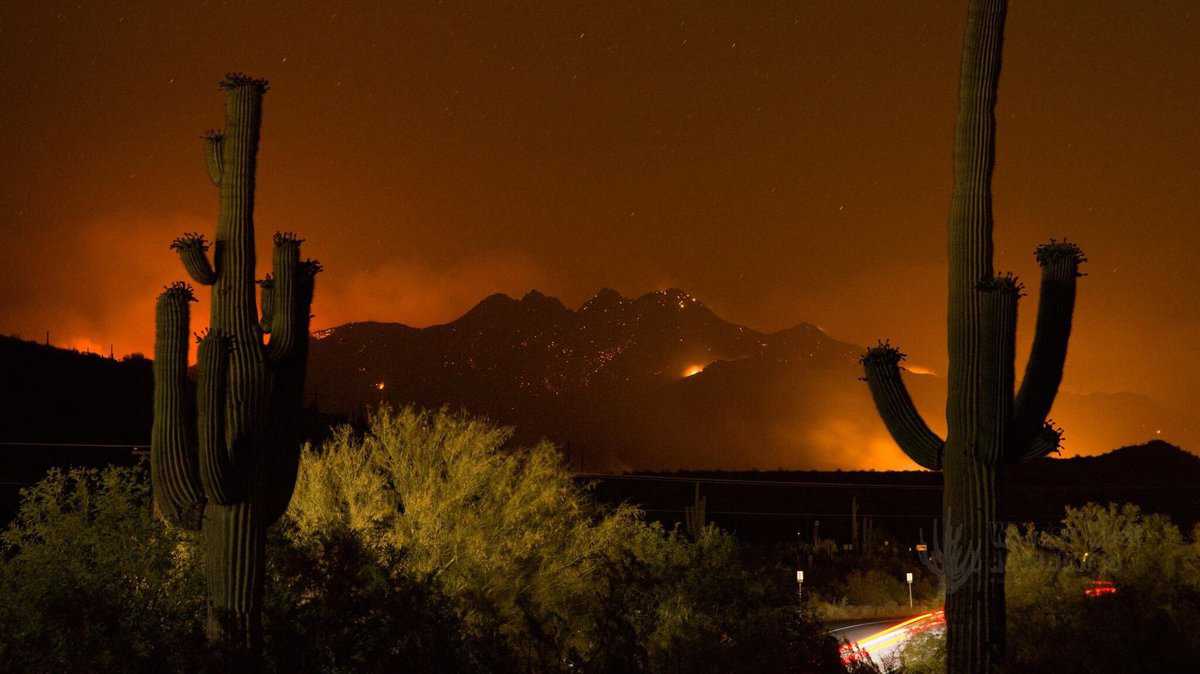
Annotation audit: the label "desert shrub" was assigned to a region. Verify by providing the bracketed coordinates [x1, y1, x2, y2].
[616, 522, 844, 674]
[899, 503, 1200, 674]
[262, 524, 486, 674]
[0, 465, 207, 673]
[0, 464, 486, 674]
[1006, 503, 1200, 673]
[893, 630, 943, 674]
[290, 406, 845, 673]
[290, 408, 645, 668]
[0, 408, 849, 673]
[809, 562, 938, 621]
[842, 569, 908, 607]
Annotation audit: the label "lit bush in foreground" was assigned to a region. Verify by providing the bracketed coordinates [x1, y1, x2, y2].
[0, 407, 846, 673]
[290, 406, 846, 673]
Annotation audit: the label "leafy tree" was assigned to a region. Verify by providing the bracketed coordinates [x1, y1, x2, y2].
[290, 406, 845, 673]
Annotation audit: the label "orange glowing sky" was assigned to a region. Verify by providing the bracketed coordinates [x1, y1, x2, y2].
[1, 2, 1197, 457]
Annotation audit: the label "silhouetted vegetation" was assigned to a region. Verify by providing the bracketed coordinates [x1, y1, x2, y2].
[0, 409, 849, 673]
[0, 334, 152, 445]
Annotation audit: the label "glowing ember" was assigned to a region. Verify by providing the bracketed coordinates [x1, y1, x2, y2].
[682, 364, 705, 378]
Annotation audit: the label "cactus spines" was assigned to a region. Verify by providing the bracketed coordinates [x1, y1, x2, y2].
[219, 72, 270, 92]
[151, 73, 321, 658]
[859, 2, 1085, 671]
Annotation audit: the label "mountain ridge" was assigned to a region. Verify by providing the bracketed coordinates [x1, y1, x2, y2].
[305, 287, 1196, 470]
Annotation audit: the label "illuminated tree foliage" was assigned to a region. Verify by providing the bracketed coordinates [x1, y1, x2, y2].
[151, 73, 320, 660]
[902, 506, 1200, 674]
[860, 2, 1084, 671]
[289, 406, 847, 673]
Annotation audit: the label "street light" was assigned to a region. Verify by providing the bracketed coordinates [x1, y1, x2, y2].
[796, 570, 805, 601]
[906, 572, 914, 608]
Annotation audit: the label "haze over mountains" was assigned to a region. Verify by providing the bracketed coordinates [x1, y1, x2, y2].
[3, 330, 1198, 526]
[306, 288, 1196, 470]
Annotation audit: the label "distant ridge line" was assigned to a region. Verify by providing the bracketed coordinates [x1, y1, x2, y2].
[576, 472, 943, 491]
[574, 472, 1200, 491]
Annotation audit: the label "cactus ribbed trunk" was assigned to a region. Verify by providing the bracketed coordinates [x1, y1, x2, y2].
[943, 445, 1005, 669]
[152, 73, 321, 666]
[203, 502, 266, 649]
[859, 2, 1085, 672]
[206, 78, 269, 653]
[944, 3, 1010, 668]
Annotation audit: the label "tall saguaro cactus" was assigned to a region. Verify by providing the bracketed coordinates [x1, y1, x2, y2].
[151, 74, 320, 656]
[861, 2, 1084, 671]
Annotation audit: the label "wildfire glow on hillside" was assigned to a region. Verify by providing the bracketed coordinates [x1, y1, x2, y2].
[682, 364, 706, 378]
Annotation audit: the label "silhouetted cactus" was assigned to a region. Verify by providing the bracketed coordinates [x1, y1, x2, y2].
[684, 481, 706, 539]
[152, 73, 320, 659]
[860, 2, 1084, 671]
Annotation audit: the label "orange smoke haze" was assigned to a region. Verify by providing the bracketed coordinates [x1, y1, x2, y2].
[790, 418, 926, 472]
[5, 210, 547, 362]
[2, 2, 1198, 466]
[316, 251, 550, 330]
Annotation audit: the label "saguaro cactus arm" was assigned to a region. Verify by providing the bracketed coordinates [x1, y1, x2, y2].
[1011, 421, 1064, 462]
[150, 283, 206, 529]
[203, 130, 224, 186]
[196, 330, 246, 505]
[260, 258, 321, 523]
[976, 275, 1021, 464]
[258, 275, 275, 333]
[1011, 240, 1085, 450]
[264, 232, 304, 362]
[861, 343, 945, 470]
[170, 233, 217, 286]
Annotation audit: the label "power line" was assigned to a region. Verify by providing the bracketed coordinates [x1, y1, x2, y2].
[575, 472, 942, 491]
[0, 441, 147, 449]
[642, 508, 937, 519]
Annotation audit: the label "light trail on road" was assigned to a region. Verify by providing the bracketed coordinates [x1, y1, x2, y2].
[834, 610, 945, 670]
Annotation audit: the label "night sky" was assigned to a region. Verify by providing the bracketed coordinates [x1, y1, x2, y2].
[1, 2, 1197, 452]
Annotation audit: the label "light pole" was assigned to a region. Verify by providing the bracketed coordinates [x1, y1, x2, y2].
[796, 569, 805, 602]
[906, 572, 914, 608]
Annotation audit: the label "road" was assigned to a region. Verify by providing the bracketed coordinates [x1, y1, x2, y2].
[828, 611, 945, 671]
